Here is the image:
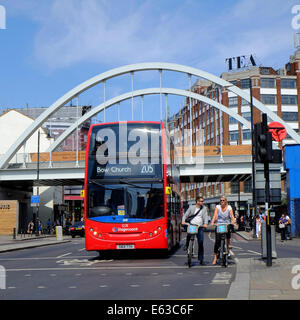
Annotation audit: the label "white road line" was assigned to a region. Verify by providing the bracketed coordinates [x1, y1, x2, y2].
[79, 248, 86, 252]
[247, 249, 260, 255]
[6, 265, 225, 272]
[56, 252, 72, 258]
[162, 284, 170, 287]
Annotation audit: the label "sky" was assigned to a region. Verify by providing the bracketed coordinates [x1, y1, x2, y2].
[0, 0, 299, 123]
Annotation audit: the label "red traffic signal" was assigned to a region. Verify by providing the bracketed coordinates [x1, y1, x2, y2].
[268, 122, 287, 142]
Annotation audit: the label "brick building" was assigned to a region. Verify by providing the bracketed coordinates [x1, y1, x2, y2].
[169, 49, 300, 210]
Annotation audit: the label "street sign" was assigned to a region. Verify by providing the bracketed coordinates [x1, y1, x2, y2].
[31, 195, 40, 207]
[268, 122, 287, 142]
[80, 190, 85, 198]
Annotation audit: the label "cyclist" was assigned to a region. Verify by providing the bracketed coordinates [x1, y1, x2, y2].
[211, 196, 236, 265]
[182, 196, 208, 265]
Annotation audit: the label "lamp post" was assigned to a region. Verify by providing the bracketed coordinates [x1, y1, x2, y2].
[250, 78, 257, 238]
[36, 129, 40, 236]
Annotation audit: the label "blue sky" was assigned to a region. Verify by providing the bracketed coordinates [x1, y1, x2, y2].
[0, 0, 298, 122]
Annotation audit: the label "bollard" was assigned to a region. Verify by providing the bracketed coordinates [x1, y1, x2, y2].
[56, 226, 63, 241]
[261, 221, 277, 259]
[13, 228, 16, 239]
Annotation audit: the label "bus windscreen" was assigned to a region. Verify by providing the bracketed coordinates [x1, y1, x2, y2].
[87, 182, 164, 222]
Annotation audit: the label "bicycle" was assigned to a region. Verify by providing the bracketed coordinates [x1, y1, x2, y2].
[215, 223, 229, 267]
[186, 223, 198, 268]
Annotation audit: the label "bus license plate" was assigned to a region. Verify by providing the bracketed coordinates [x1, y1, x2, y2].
[117, 244, 135, 249]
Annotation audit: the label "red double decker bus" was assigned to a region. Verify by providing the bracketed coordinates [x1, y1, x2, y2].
[84, 121, 182, 254]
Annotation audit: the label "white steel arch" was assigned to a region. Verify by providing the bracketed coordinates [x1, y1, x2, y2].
[1, 62, 299, 169]
[48, 87, 251, 152]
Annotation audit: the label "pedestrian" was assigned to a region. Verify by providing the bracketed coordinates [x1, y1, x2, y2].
[37, 219, 43, 236]
[27, 220, 34, 235]
[279, 214, 288, 241]
[47, 219, 52, 234]
[284, 213, 292, 240]
[211, 196, 236, 265]
[182, 196, 208, 265]
[255, 215, 261, 238]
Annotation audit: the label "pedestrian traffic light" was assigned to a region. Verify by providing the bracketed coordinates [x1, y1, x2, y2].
[254, 114, 273, 163]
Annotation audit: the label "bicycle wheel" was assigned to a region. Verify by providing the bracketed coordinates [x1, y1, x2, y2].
[222, 241, 228, 267]
[187, 239, 194, 268]
[219, 239, 224, 263]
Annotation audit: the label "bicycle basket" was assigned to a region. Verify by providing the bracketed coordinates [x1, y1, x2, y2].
[187, 225, 198, 234]
[216, 224, 228, 234]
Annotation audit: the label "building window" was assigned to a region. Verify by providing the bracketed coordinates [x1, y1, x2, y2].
[241, 79, 250, 89]
[231, 181, 239, 194]
[281, 112, 298, 121]
[281, 79, 296, 89]
[228, 96, 238, 107]
[260, 78, 275, 88]
[281, 95, 297, 105]
[230, 130, 239, 141]
[241, 98, 249, 105]
[242, 112, 251, 122]
[261, 94, 276, 105]
[242, 129, 252, 140]
[244, 179, 252, 193]
[260, 67, 270, 75]
[229, 116, 238, 124]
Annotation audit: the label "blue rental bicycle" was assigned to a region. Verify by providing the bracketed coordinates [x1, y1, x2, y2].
[186, 223, 198, 268]
[215, 223, 229, 267]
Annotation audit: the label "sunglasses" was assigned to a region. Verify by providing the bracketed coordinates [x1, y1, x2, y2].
[220, 200, 225, 202]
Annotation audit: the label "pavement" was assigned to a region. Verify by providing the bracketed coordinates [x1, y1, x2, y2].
[0, 231, 299, 300]
[228, 230, 300, 300]
[0, 234, 71, 253]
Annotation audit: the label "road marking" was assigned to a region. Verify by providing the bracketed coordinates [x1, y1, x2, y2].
[37, 286, 46, 289]
[99, 285, 108, 288]
[79, 248, 86, 252]
[6, 265, 224, 272]
[69, 286, 77, 289]
[56, 252, 72, 258]
[211, 272, 232, 285]
[162, 284, 170, 287]
[247, 249, 260, 255]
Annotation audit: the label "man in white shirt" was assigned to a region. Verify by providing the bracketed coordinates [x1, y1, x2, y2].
[182, 196, 208, 265]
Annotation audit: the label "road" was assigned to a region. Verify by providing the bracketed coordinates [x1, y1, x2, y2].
[0, 230, 288, 300]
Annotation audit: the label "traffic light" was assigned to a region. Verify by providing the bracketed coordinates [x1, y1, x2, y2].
[254, 114, 273, 163]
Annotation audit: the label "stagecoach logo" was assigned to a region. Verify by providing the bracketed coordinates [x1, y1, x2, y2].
[112, 227, 138, 232]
